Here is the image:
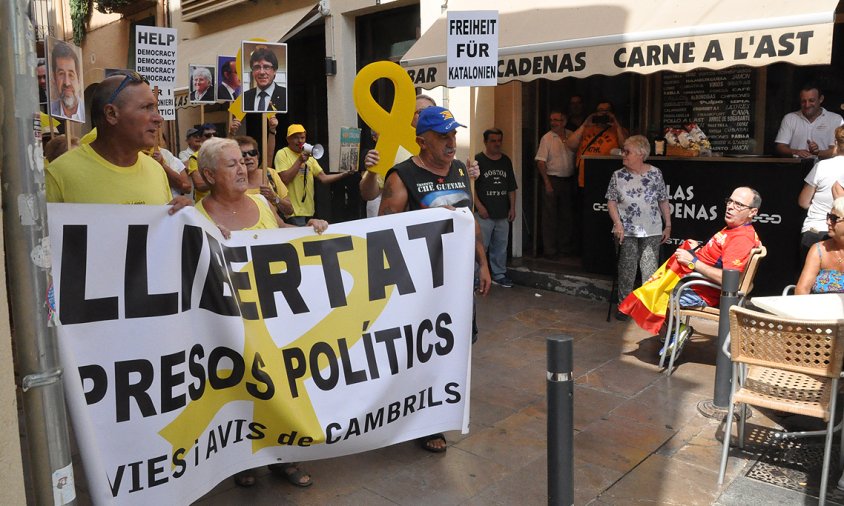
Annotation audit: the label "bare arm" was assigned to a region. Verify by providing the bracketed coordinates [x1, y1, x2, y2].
[675, 248, 723, 284]
[775, 142, 811, 158]
[475, 217, 491, 295]
[795, 243, 821, 294]
[316, 170, 353, 185]
[834, 181, 844, 200]
[190, 170, 209, 192]
[798, 183, 816, 209]
[279, 154, 306, 185]
[360, 150, 382, 201]
[378, 172, 409, 215]
[507, 190, 516, 222]
[659, 200, 671, 243]
[607, 200, 623, 244]
[537, 160, 553, 194]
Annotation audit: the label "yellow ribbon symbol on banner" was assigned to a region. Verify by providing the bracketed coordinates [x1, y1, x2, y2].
[230, 38, 277, 122]
[353, 61, 419, 176]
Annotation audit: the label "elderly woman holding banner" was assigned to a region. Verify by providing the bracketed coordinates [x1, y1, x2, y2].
[606, 135, 671, 321]
[195, 137, 325, 488]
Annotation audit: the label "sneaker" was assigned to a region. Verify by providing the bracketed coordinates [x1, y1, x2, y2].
[662, 324, 693, 359]
[493, 276, 513, 288]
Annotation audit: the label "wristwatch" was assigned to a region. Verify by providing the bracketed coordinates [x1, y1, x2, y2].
[274, 196, 281, 205]
[687, 255, 698, 270]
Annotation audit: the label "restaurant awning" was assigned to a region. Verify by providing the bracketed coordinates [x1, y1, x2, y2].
[175, 1, 321, 89]
[401, 0, 839, 89]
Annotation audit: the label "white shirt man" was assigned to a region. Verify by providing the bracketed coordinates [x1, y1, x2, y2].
[775, 85, 843, 160]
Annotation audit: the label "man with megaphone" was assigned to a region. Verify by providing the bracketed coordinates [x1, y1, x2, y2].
[275, 124, 357, 226]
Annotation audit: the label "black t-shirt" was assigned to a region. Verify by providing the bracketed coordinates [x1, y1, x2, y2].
[387, 158, 471, 211]
[474, 152, 517, 219]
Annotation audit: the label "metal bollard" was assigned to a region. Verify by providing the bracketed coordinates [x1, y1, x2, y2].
[714, 269, 740, 408]
[547, 335, 574, 506]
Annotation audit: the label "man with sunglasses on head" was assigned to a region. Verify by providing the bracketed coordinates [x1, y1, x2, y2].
[275, 124, 356, 226]
[620, 187, 762, 357]
[46, 72, 190, 212]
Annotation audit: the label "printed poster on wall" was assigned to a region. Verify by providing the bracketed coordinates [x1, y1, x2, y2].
[135, 26, 178, 120]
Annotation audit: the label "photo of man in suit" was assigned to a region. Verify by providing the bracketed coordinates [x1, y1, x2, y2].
[48, 38, 85, 123]
[189, 65, 215, 104]
[216, 56, 240, 101]
[241, 44, 287, 113]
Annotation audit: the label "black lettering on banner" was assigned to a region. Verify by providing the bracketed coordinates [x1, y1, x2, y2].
[207, 347, 245, 389]
[60, 225, 119, 324]
[199, 233, 240, 317]
[187, 344, 206, 401]
[309, 341, 339, 391]
[406, 218, 453, 288]
[147, 454, 168, 487]
[303, 236, 354, 308]
[435, 312, 455, 355]
[703, 40, 723, 62]
[338, 337, 368, 385]
[247, 422, 265, 440]
[251, 243, 309, 317]
[125, 225, 178, 318]
[246, 352, 275, 400]
[172, 448, 187, 478]
[361, 329, 380, 380]
[180, 225, 204, 311]
[415, 319, 434, 363]
[366, 229, 416, 300]
[79, 364, 108, 405]
[160, 350, 186, 413]
[445, 381, 461, 403]
[221, 244, 258, 320]
[374, 327, 402, 374]
[282, 347, 307, 398]
[115, 359, 156, 423]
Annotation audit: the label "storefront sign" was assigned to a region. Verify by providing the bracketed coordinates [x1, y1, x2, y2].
[405, 25, 833, 88]
[135, 26, 178, 120]
[48, 205, 474, 505]
[446, 11, 498, 87]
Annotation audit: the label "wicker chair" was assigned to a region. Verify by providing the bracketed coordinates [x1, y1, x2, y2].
[717, 306, 844, 505]
[659, 246, 767, 374]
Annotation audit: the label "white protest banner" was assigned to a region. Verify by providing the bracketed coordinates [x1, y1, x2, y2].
[48, 204, 474, 505]
[446, 10, 499, 87]
[135, 26, 178, 120]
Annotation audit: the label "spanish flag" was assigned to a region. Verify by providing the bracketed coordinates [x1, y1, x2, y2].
[618, 241, 694, 334]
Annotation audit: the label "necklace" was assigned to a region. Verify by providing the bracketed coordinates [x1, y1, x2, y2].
[833, 248, 844, 264]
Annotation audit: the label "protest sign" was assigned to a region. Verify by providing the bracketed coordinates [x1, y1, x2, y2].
[135, 26, 178, 120]
[446, 11, 499, 87]
[46, 37, 86, 123]
[48, 204, 474, 505]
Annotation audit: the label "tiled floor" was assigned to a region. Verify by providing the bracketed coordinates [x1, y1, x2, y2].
[66, 284, 827, 505]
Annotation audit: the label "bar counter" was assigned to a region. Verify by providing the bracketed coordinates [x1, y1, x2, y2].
[582, 155, 814, 296]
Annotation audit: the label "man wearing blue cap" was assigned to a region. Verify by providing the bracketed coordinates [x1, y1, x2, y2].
[379, 106, 491, 452]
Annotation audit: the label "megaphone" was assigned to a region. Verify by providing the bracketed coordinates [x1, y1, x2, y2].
[303, 143, 324, 159]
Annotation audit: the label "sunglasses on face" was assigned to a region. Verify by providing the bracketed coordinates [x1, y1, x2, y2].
[203, 132, 216, 138]
[827, 213, 844, 225]
[106, 71, 148, 105]
[241, 149, 258, 157]
[724, 198, 753, 211]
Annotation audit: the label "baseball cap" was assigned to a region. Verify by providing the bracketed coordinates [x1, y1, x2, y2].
[287, 124, 306, 137]
[186, 127, 200, 137]
[416, 107, 465, 135]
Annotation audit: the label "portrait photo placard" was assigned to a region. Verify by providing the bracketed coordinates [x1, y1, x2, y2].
[188, 64, 216, 104]
[216, 55, 240, 102]
[47, 37, 85, 123]
[241, 41, 287, 113]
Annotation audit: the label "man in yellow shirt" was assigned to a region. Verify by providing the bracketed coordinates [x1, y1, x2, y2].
[46, 71, 190, 211]
[274, 124, 356, 226]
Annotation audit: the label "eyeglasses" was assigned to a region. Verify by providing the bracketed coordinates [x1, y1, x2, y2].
[827, 213, 844, 224]
[241, 149, 258, 157]
[106, 71, 148, 105]
[621, 149, 633, 156]
[251, 64, 275, 72]
[725, 198, 753, 211]
[203, 132, 216, 139]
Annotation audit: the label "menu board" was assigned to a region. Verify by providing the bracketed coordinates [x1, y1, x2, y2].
[661, 68, 755, 153]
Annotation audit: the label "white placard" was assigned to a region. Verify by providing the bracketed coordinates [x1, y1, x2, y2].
[135, 26, 178, 120]
[446, 10, 499, 87]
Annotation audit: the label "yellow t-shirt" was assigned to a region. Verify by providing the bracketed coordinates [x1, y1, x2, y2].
[187, 155, 210, 203]
[196, 194, 279, 230]
[273, 147, 323, 217]
[46, 144, 172, 204]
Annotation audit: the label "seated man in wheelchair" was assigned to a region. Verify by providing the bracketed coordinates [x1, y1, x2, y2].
[618, 186, 762, 358]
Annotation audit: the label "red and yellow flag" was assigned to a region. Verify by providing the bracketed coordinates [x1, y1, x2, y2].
[618, 242, 694, 334]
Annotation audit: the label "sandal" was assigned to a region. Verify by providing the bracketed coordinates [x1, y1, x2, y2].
[269, 462, 313, 488]
[233, 471, 256, 487]
[418, 433, 447, 453]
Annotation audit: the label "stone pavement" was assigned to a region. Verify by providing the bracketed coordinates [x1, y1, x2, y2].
[68, 284, 840, 505]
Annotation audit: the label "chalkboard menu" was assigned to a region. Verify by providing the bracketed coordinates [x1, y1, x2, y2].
[662, 68, 755, 153]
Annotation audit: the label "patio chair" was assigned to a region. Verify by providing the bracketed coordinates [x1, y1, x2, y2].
[717, 306, 844, 505]
[659, 246, 766, 375]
